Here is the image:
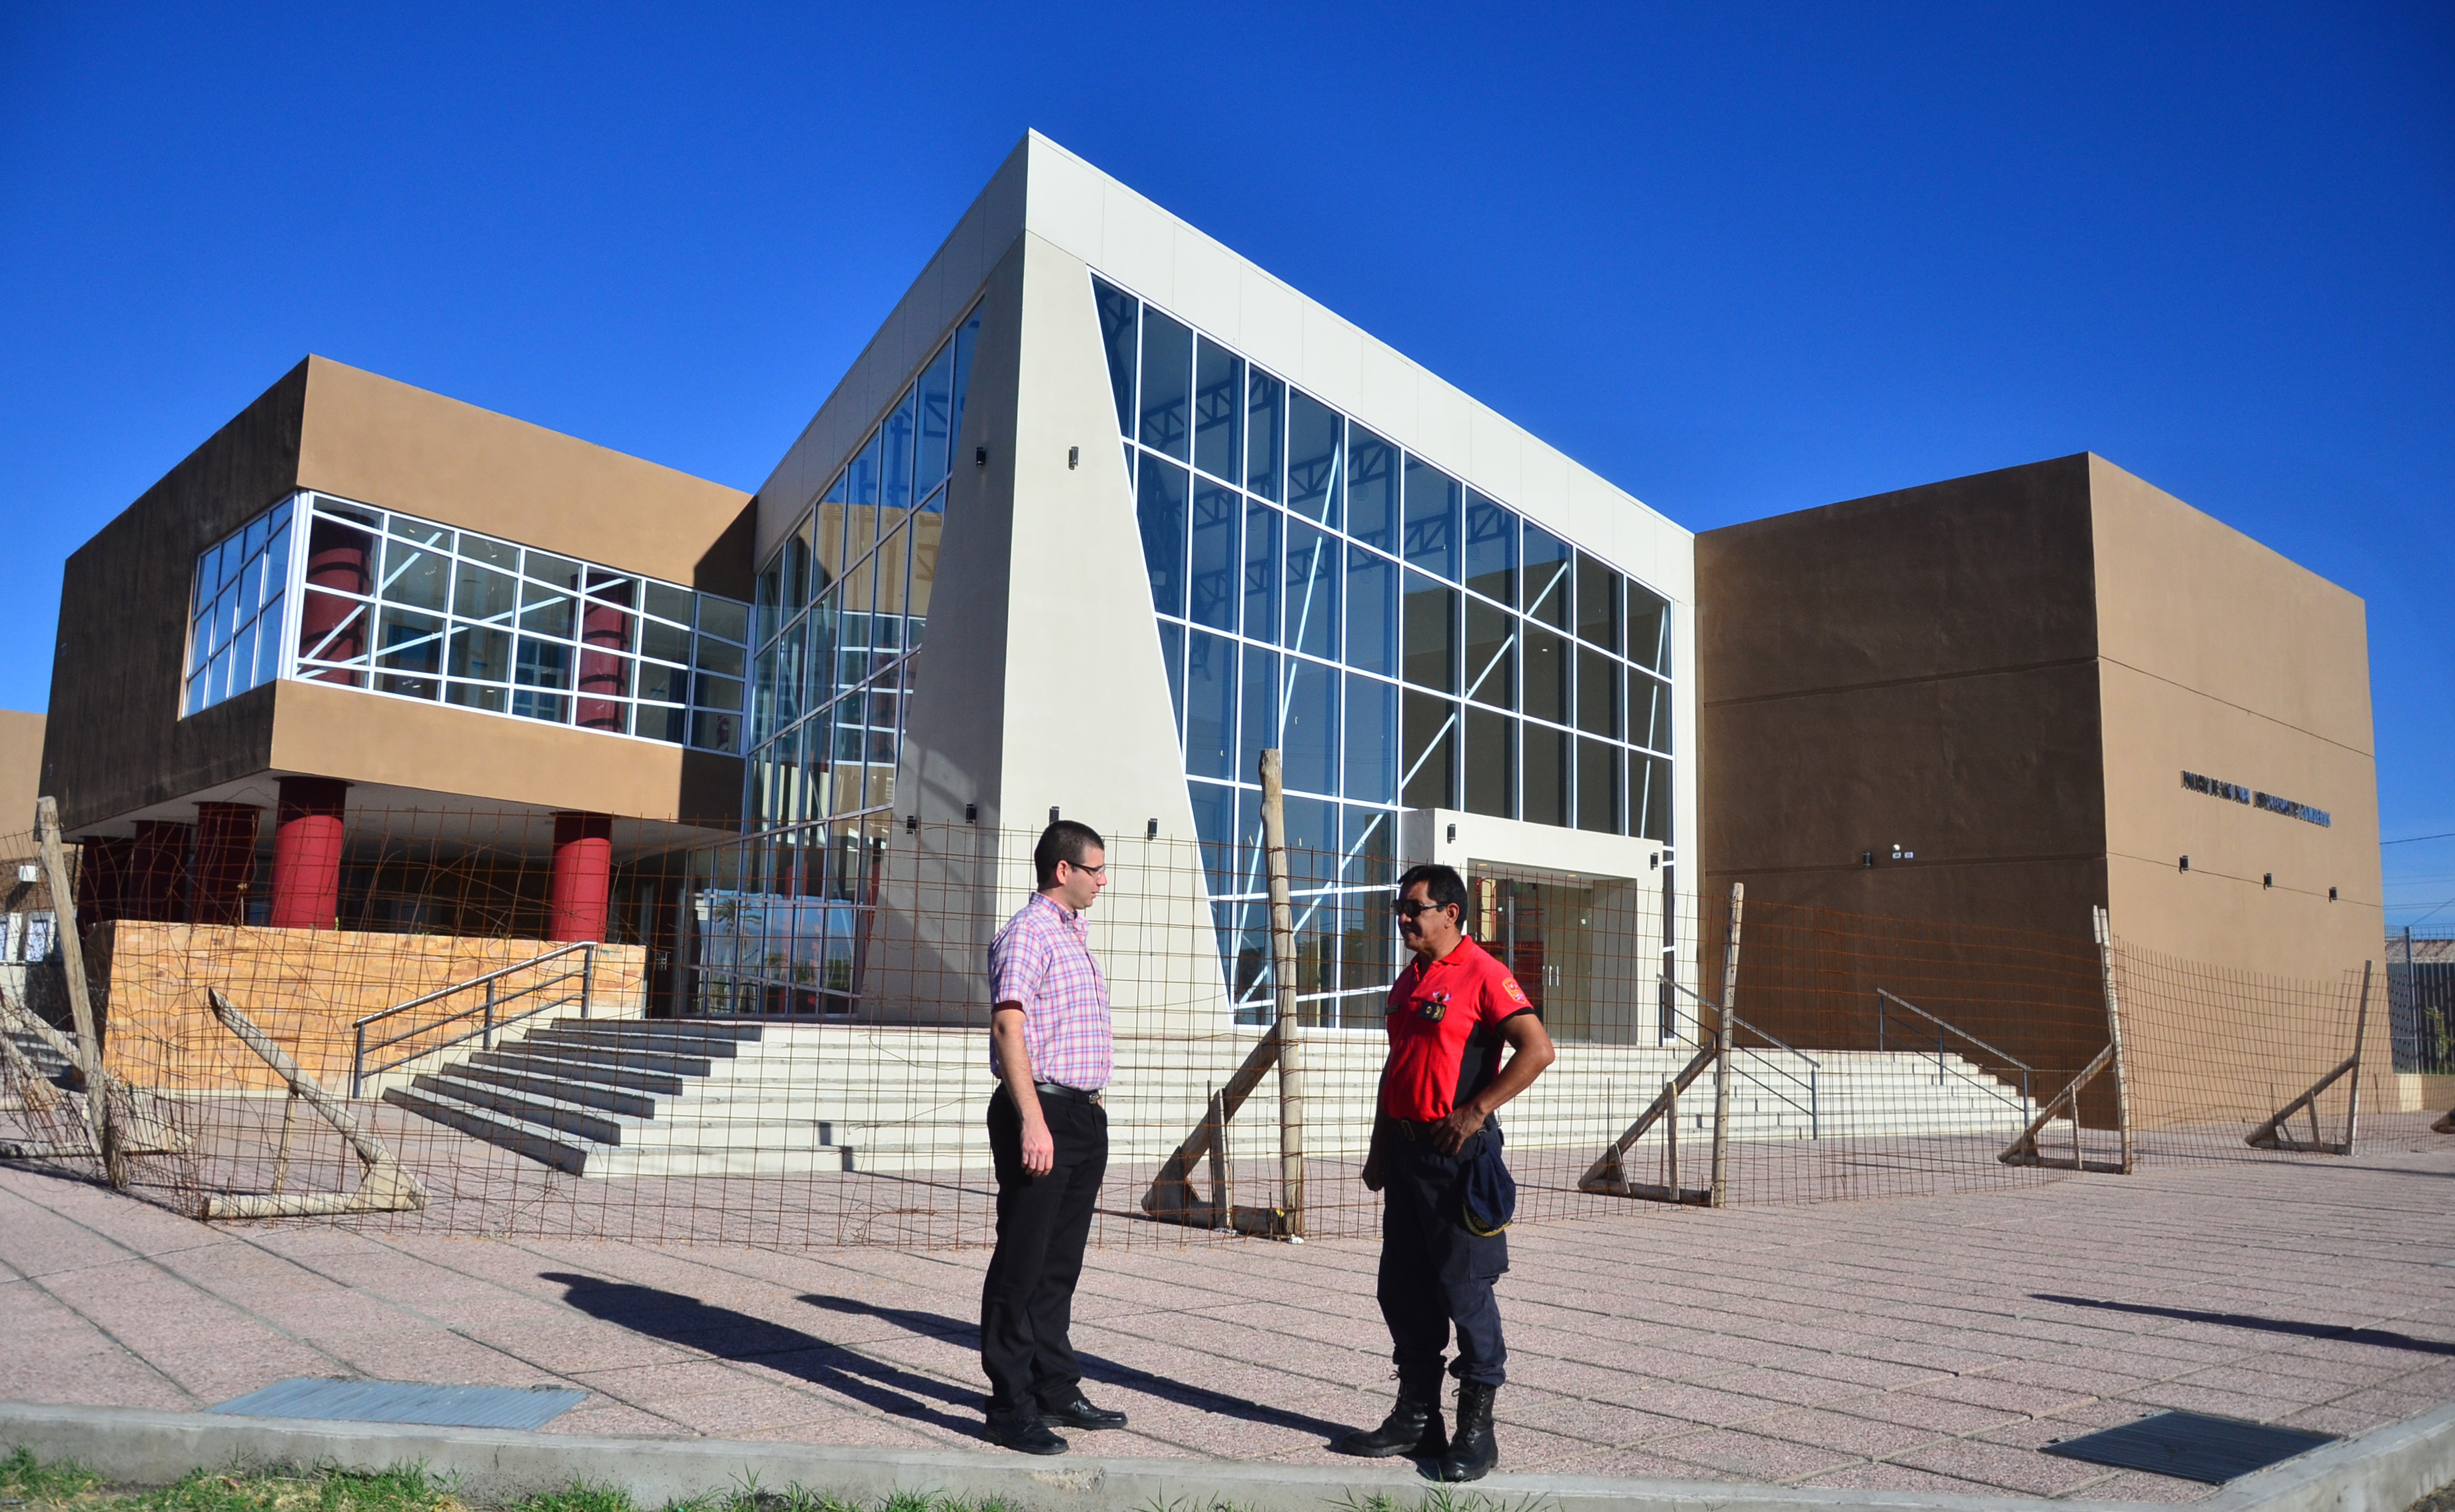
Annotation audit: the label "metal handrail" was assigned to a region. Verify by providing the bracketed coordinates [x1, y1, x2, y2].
[1875, 987, 2032, 1110]
[1656, 974, 1820, 1138]
[350, 942, 596, 1096]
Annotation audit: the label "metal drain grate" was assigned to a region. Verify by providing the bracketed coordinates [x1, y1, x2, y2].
[2043, 1410, 2337, 1484]
[209, 1378, 588, 1431]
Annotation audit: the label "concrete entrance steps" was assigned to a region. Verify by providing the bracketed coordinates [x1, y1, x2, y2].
[382, 1017, 2047, 1180]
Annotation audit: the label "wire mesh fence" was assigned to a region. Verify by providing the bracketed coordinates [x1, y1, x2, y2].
[2386, 924, 2455, 1076]
[0, 801, 2407, 1249]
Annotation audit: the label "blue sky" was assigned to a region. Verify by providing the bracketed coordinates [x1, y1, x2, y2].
[3, 3, 2448, 923]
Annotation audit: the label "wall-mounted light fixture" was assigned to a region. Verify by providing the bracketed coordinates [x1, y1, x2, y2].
[1146, 818, 1158, 839]
[2179, 855, 2190, 873]
[1446, 823, 1458, 844]
[2263, 873, 2274, 889]
[2328, 886, 2338, 901]
[1049, 806, 1061, 823]
[975, 445, 989, 467]
[1861, 851, 1875, 868]
[905, 815, 917, 835]
[1067, 446, 1080, 469]
[1650, 853, 1661, 871]
[965, 803, 978, 825]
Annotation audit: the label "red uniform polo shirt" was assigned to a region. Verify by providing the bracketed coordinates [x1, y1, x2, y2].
[1382, 933, 1538, 1122]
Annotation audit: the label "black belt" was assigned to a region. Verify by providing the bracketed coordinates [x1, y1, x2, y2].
[1392, 1116, 1491, 1142]
[1033, 1081, 1103, 1106]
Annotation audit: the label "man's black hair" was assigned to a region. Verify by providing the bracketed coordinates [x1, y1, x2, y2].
[1035, 819, 1107, 890]
[1394, 863, 1470, 925]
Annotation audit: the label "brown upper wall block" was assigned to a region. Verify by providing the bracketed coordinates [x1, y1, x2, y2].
[297, 356, 754, 596]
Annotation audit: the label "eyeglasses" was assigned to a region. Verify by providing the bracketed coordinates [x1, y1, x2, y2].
[1063, 861, 1107, 877]
[1391, 899, 1450, 920]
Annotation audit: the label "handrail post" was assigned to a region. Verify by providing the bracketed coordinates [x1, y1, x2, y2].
[1937, 1020, 1945, 1084]
[1809, 1064, 1818, 1140]
[1710, 882, 1743, 1209]
[483, 980, 496, 1050]
[351, 1022, 364, 1099]
[582, 943, 596, 1020]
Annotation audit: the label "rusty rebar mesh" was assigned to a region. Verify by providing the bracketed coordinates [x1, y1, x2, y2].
[0, 811, 2385, 1248]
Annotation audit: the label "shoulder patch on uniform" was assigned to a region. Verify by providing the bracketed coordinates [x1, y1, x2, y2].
[1503, 975, 1529, 1005]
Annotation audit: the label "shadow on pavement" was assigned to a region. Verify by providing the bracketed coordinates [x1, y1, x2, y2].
[2033, 1294, 2455, 1355]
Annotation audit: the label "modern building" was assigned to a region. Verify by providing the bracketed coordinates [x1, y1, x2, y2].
[30, 134, 2382, 1157]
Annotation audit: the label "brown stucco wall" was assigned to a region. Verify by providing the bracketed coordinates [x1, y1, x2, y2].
[2088, 456, 2382, 980]
[43, 365, 308, 831]
[1696, 455, 2108, 937]
[0, 711, 45, 837]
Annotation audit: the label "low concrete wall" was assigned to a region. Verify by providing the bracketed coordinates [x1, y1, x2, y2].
[87, 923, 645, 1092]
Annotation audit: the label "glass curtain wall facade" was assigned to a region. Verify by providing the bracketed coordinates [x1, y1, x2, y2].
[1094, 274, 1676, 1027]
[712, 304, 981, 1014]
[183, 492, 752, 755]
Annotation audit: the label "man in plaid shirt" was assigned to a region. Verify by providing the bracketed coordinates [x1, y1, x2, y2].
[979, 819, 1125, 1455]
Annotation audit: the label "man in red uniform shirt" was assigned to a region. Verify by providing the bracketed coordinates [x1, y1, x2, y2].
[1338, 862, 1556, 1481]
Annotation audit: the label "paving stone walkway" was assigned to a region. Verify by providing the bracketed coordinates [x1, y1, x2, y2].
[3, 1118, 2452, 1503]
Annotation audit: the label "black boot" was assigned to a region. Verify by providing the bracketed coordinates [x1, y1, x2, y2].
[1337, 1384, 1449, 1459]
[1438, 1381, 1498, 1481]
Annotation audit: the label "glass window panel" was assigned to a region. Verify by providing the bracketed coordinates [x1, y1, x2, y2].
[694, 672, 744, 712]
[1628, 582, 1670, 673]
[1636, 753, 1674, 843]
[1578, 737, 1622, 835]
[254, 596, 284, 685]
[1344, 673, 1396, 803]
[448, 625, 512, 682]
[916, 340, 955, 499]
[446, 681, 508, 713]
[882, 386, 917, 514]
[230, 619, 258, 696]
[1283, 522, 1338, 661]
[515, 636, 572, 691]
[1464, 598, 1516, 710]
[1401, 571, 1458, 692]
[1344, 546, 1396, 677]
[1187, 479, 1238, 631]
[518, 590, 574, 639]
[242, 513, 268, 560]
[1402, 458, 1460, 581]
[907, 514, 937, 643]
[1137, 456, 1189, 618]
[873, 524, 910, 619]
[525, 550, 581, 591]
[454, 562, 518, 623]
[636, 659, 686, 705]
[1286, 388, 1342, 527]
[1185, 629, 1237, 780]
[1341, 804, 1397, 891]
[696, 637, 747, 679]
[1464, 707, 1514, 818]
[1464, 491, 1517, 606]
[1523, 626, 1568, 725]
[951, 308, 981, 450]
[776, 617, 807, 729]
[693, 710, 741, 755]
[1345, 424, 1397, 550]
[262, 516, 293, 602]
[639, 617, 690, 663]
[1524, 524, 1570, 631]
[1189, 780, 1237, 901]
[1193, 336, 1243, 483]
[1157, 620, 1185, 743]
[460, 533, 516, 571]
[1242, 499, 1280, 647]
[375, 607, 444, 699]
[698, 597, 749, 644]
[1246, 370, 1284, 502]
[847, 430, 882, 510]
[1239, 644, 1278, 787]
[1634, 670, 1672, 753]
[1578, 646, 1618, 737]
[1576, 552, 1621, 651]
[1400, 691, 1456, 809]
[1139, 308, 1192, 459]
[1282, 656, 1338, 795]
[841, 539, 875, 618]
[383, 539, 452, 611]
[754, 558, 782, 647]
[1093, 277, 1138, 436]
[207, 646, 231, 704]
[783, 520, 812, 609]
[1522, 721, 1568, 826]
[644, 581, 694, 625]
[584, 567, 638, 608]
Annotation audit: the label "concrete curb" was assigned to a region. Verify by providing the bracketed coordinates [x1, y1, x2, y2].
[1, 1399, 2449, 1512]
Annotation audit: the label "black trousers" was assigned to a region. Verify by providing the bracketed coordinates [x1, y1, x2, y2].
[980, 1086, 1108, 1415]
[1377, 1126, 1510, 1391]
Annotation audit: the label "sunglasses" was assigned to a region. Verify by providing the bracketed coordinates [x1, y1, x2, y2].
[1391, 899, 1452, 921]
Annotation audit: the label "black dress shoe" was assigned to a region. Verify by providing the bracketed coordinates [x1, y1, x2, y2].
[985, 1415, 1069, 1455]
[1040, 1391, 1128, 1429]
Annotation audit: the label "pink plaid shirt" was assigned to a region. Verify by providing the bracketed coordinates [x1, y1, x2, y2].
[989, 892, 1114, 1090]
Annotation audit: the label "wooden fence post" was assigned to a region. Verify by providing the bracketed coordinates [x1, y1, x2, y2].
[34, 796, 125, 1186]
[2091, 905, 2135, 1174]
[1260, 749, 1304, 1238]
[1709, 882, 1743, 1209]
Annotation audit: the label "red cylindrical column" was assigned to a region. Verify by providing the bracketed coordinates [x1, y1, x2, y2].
[576, 587, 632, 733]
[193, 803, 262, 926]
[269, 777, 349, 930]
[129, 821, 195, 923]
[548, 811, 615, 943]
